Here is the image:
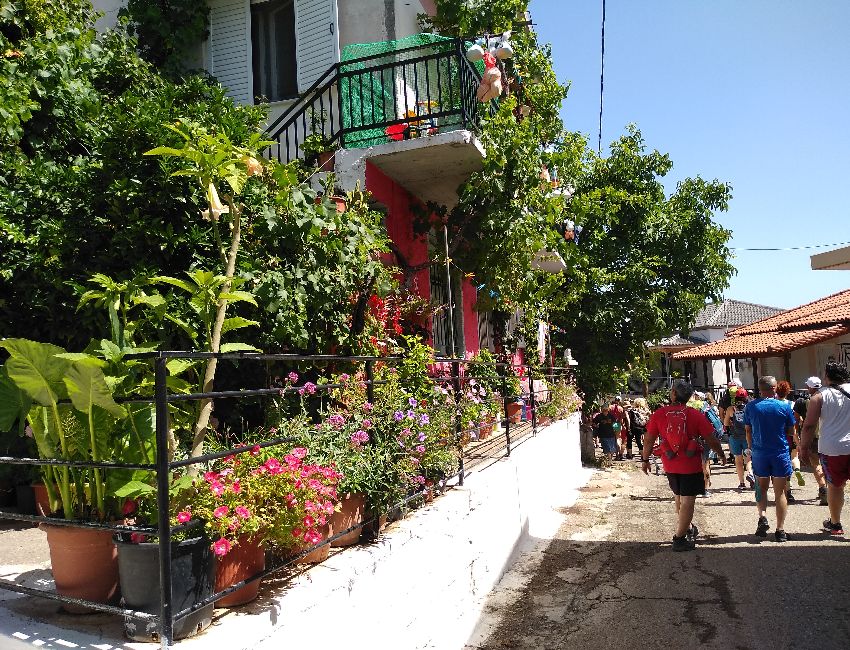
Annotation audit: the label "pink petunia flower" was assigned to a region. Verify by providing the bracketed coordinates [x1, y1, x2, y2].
[176, 511, 192, 524]
[213, 538, 231, 556]
[203, 471, 218, 483]
[288, 371, 299, 383]
[210, 482, 226, 497]
[214, 506, 229, 518]
[250, 444, 261, 456]
[235, 506, 251, 519]
[303, 515, 315, 528]
[292, 447, 308, 459]
[130, 532, 148, 544]
[122, 499, 138, 516]
[231, 480, 242, 493]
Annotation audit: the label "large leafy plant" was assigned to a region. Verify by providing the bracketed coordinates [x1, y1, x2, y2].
[0, 338, 153, 521]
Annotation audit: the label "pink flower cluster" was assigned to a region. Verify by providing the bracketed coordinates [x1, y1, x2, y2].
[350, 430, 369, 446]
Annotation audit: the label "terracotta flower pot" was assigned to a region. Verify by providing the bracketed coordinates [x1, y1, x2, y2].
[330, 493, 365, 547]
[506, 401, 522, 424]
[215, 535, 265, 607]
[317, 150, 335, 172]
[294, 524, 332, 564]
[478, 422, 491, 440]
[32, 483, 52, 516]
[41, 523, 119, 611]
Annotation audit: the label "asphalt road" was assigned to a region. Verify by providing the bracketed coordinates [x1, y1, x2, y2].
[466, 458, 850, 650]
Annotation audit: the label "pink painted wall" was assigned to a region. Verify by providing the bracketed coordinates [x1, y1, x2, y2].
[461, 277, 479, 356]
[365, 162, 430, 305]
[364, 161, 480, 355]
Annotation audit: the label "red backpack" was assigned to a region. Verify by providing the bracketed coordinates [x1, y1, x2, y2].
[658, 407, 700, 459]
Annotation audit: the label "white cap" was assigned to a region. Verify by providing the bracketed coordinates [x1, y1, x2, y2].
[805, 376, 822, 389]
[729, 378, 743, 387]
[694, 391, 705, 399]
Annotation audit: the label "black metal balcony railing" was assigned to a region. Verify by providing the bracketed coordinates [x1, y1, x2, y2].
[264, 38, 498, 165]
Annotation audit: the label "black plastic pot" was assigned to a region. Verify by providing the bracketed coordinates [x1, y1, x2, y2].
[115, 535, 215, 642]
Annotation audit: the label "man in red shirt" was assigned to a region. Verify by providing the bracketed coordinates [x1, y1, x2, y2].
[642, 381, 727, 551]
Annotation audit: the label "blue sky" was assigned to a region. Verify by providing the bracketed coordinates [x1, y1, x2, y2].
[531, 0, 850, 309]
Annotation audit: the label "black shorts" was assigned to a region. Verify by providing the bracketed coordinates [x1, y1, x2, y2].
[666, 472, 706, 497]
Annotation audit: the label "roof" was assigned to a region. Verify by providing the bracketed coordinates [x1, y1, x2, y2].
[672, 325, 850, 360]
[811, 244, 850, 271]
[673, 289, 850, 360]
[692, 299, 784, 330]
[647, 334, 706, 351]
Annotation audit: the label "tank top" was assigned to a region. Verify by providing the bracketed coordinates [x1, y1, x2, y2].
[818, 384, 850, 456]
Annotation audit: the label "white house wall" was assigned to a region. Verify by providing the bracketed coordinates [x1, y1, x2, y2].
[338, 0, 423, 50]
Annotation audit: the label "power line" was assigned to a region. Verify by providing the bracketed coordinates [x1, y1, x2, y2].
[597, 0, 606, 154]
[730, 241, 850, 252]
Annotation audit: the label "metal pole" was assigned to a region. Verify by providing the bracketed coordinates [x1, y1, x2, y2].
[452, 360, 464, 485]
[502, 368, 511, 456]
[444, 224, 456, 358]
[528, 365, 537, 436]
[365, 360, 375, 404]
[154, 356, 174, 649]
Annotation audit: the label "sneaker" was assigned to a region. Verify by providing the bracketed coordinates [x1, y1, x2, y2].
[755, 516, 770, 537]
[746, 473, 755, 489]
[672, 535, 695, 552]
[823, 519, 844, 535]
[687, 524, 699, 541]
[775, 529, 788, 543]
[819, 487, 828, 506]
[786, 491, 796, 504]
[737, 483, 746, 493]
[794, 469, 806, 486]
[700, 491, 711, 498]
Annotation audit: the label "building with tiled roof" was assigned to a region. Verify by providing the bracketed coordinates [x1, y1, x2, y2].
[673, 288, 850, 390]
[641, 300, 784, 393]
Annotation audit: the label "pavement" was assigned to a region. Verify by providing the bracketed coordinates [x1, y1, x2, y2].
[465, 456, 850, 650]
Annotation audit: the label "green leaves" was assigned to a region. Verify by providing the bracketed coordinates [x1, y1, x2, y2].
[1, 338, 70, 406]
[64, 362, 126, 418]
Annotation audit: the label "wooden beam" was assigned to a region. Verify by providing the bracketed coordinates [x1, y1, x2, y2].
[784, 353, 791, 384]
[752, 357, 759, 388]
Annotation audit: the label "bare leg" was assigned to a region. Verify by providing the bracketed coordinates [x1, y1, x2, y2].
[756, 477, 770, 518]
[703, 459, 711, 489]
[735, 455, 745, 484]
[772, 476, 789, 530]
[814, 462, 826, 489]
[676, 495, 696, 538]
[828, 483, 845, 524]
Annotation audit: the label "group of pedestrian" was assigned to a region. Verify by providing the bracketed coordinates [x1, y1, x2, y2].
[639, 364, 850, 551]
[591, 396, 651, 462]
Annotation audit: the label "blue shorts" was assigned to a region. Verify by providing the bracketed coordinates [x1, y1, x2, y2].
[752, 451, 792, 478]
[600, 437, 618, 454]
[729, 437, 748, 456]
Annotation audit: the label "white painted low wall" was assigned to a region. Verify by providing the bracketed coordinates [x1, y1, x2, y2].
[0, 415, 587, 650]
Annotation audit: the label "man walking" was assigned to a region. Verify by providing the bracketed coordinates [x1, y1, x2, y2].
[795, 376, 828, 506]
[744, 376, 796, 542]
[642, 381, 726, 551]
[800, 363, 850, 535]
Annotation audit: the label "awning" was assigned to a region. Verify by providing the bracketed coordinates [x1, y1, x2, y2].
[671, 325, 850, 360]
[811, 244, 850, 271]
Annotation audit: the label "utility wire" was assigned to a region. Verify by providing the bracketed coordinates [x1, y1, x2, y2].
[597, 0, 606, 154]
[730, 241, 850, 252]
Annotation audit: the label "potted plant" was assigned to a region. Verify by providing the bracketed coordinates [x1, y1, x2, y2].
[300, 132, 337, 172]
[0, 338, 157, 608]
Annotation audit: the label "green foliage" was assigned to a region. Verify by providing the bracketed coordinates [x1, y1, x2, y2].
[421, 0, 528, 36]
[0, 1, 265, 349]
[646, 388, 671, 412]
[0, 337, 155, 521]
[119, 0, 209, 74]
[551, 127, 734, 406]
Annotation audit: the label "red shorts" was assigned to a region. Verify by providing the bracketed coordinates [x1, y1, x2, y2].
[820, 454, 850, 488]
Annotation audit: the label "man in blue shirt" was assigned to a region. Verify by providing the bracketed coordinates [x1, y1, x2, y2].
[744, 375, 796, 542]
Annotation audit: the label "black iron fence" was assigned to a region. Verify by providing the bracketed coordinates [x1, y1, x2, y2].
[264, 38, 498, 165]
[0, 352, 574, 647]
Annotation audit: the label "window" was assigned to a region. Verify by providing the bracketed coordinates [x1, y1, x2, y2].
[251, 0, 297, 102]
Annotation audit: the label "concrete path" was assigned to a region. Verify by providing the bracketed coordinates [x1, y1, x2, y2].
[466, 459, 850, 650]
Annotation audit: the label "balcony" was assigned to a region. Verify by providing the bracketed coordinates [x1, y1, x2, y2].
[264, 38, 493, 208]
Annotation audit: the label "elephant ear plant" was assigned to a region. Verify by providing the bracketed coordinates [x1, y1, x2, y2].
[0, 339, 140, 520]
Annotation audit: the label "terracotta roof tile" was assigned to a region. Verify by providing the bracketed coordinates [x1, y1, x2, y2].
[731, 288, 850, 336]
[692, 299, 783, 330]
[672, 325, 850, 360]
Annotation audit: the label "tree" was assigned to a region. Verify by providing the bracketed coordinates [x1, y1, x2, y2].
[550, 127, 735, 405]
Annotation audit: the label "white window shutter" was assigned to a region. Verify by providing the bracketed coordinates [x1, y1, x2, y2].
[294, 0, 340, 92]
[208, 0, 253, 105]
